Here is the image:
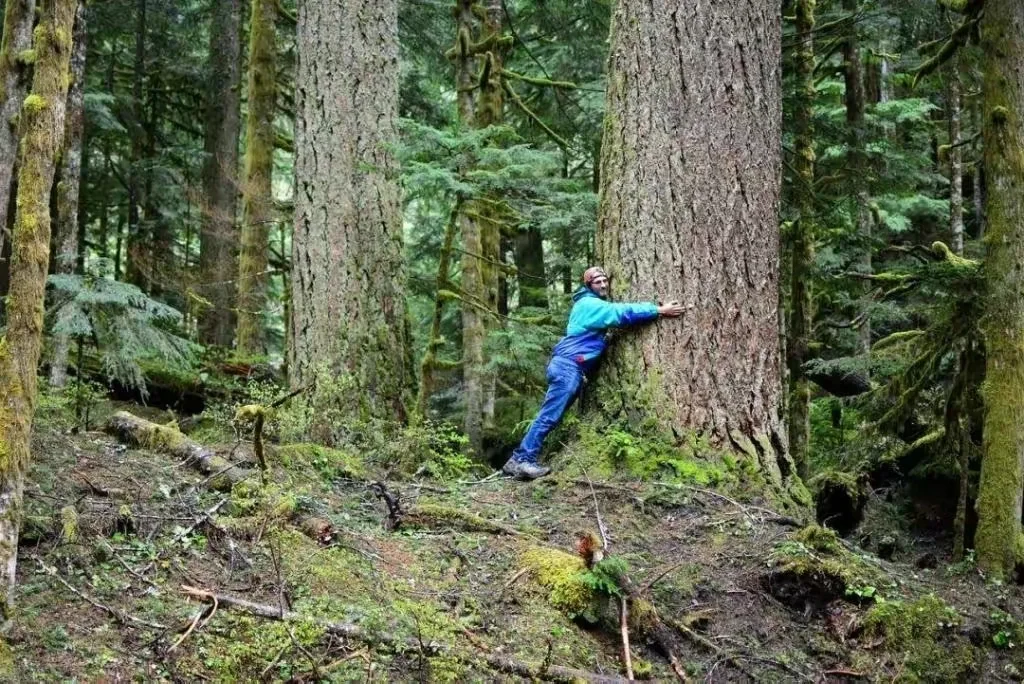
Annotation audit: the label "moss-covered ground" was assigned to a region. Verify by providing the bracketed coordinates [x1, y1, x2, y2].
[8, 398, 1024, 682]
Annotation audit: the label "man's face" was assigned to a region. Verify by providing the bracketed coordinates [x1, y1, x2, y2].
[590, 275, 610, 299]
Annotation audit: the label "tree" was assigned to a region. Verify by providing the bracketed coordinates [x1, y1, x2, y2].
[974, 0, 1024, 580]
[0, 0, 78, 620]
[290, 0, 411, 421]
[49, 0, 88, 388]
[595, 0, 803, 502]
[844, 0, 873, 355]
[235, 0, 276, 355]
[196, 0, 242, 347]
[0, 0, 37, 266]
[787, 0, 816, 480]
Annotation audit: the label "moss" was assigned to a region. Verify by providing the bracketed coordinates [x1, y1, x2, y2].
[272, 443, 366, 480]
[58, 505, 77, 543]
[862, 595, 976, 682]
[21, 93, 45, 114]
[404, 502, 517, 535]
[521, 547, 595, 618]
[793, 524, 841, 553]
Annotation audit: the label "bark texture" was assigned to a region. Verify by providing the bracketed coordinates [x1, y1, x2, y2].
[290, 0, 411, 421]
[197, 0, 242, 347]
[787, 0, 815, 481]
[125, 0, 146, 288]
[946, 69, 964, 255]
[844, 0, 872, 354]
[514, 227, 547, 308]
[975, 0, 1024, 580]
[0, 0, 77, 621]
[596, 0, 800, 500]
[49, 0, 88, 388]
[0, 0, 37, 263]
[235, 0, 277, 355]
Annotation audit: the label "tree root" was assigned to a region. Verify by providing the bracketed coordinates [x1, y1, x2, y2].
[179, 585, 629, 682]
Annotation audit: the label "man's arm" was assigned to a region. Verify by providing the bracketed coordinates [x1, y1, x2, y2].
[576, 297, 683, 331]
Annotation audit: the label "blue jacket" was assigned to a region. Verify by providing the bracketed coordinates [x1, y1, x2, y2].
[550, 288, 659, 370]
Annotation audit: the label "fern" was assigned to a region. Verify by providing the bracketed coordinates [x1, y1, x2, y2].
[47, 274, 198, 396]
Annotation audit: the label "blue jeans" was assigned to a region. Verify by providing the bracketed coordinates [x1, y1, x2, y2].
[511, 356, 583, 464]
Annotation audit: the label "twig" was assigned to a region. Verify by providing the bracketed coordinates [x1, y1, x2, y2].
[638, 561, 688, 595]
[620, 598, 634, 680]
[169, 498, 229, 546]
[822, 669, 865, 678]
[100, 540, 161, 592]
[288, 626, 322, 679]
[502, 567, 530, 592]
[39, 560, 168, 630]
[168, 607, 206, 651]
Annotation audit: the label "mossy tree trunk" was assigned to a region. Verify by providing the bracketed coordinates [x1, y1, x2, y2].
[197, 0, 242, 347]
[975, 0, 1024, 581]
[844, 0, 873, 355]
[0, 0, 37, 266]
[514, 227, 546, 309]
[946, 67, 964, 255]
[0, 0, 77, 621]
[124, 0, 146, 289]
[787, 0, 816, 481]
[290, 0, 411, 422]
[595, 0, 803, 503]
[49, 0, 87, 389]
[235, 0, 276, 356]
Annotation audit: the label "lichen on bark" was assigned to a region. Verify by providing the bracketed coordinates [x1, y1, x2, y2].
[0, 0, 78, 621]
[235, 0, 277, 355]
[974, 0, 1024, 580]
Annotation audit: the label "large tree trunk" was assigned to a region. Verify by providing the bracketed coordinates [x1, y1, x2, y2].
[787, 0, 816, 481]
[290, 0, 411, 422]
[0, 0, 77, 622]
[235, 0, 277, 356]
[975, 0, 1024, 581]
[197, 0, 242, 347]
[595, 0, 802, 502]
[49, 0, 87, 389]
[844, 0, 872, 355]
[0, 0, 36, 270]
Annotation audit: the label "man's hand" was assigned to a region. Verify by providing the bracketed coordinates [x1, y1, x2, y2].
[657, 301, 684, 318]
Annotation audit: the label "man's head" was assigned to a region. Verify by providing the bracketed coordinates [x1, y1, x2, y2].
[583, 266, 609, 299]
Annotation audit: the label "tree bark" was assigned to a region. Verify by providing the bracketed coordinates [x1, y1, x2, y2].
[844, 0, 872, 355]
[787, 0, 816, 481]
[49, 0, 88, 389]
[514, 227, 547, 308]
[947, 68, 964, 255]
[125, 0, 146, 289]
[0, 0, 36, 266]
[197, 0, 243, 347]
[290, 0, 411, 422]
[595, 0, 802, 502]
[975, 0, 1024, 581]
[0, 0, 77, 622]
[235, 0, 277, 356]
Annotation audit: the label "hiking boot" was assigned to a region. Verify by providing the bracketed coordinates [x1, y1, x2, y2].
[502, 457, 551, 480]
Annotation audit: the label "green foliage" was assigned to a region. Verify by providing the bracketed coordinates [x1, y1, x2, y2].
[46, 274, 197, 395]
[580, 556, 629, 599]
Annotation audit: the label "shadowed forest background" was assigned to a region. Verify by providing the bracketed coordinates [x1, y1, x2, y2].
[1, 0, 1024, 681]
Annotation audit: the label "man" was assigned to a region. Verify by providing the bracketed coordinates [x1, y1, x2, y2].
[503, 267, 684, 479]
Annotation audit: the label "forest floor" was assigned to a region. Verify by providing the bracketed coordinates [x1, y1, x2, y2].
[7, 398, 1024, 683]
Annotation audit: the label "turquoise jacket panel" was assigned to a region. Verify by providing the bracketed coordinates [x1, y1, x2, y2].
[550, 288, 658, 368]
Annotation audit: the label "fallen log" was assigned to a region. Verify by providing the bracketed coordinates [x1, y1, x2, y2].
[105, 411, 251, 491]
[180, 585, 629, 683]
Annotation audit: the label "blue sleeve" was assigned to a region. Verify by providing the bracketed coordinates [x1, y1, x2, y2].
[568, 298, 659, 334]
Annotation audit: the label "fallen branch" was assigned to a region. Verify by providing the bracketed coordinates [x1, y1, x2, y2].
[39, 559, 168, 631]
[180, 585, 629, 683]
[105, 411, 251, 491]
